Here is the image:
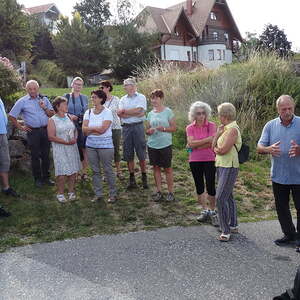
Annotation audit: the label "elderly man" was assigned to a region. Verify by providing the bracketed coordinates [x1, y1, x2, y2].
[117, 78, 148, 189]
[9, 80, 54, 187]
[258, 95, 300, 251]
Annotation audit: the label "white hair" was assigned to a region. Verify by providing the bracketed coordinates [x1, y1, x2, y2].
[276, 95, 295, 108]
[188, 101, 212, 122]
[25, 80, 39, 89]
[71, 76, 84, 86]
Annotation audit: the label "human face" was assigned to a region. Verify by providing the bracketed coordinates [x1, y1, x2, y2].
[150, 96, 162, 108]
[58, 101, 68, 113]
[26, 83, 39, 98]
[124, 84, 136, 96]
[72, 80, 83, 93]
[277, 99, 295, 123]
[91, 93, 102, 106]
[100, 85, 110, 95]
[194, 109, 207, 123]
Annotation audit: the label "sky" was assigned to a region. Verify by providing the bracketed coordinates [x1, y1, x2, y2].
[18, 0, 300, 51]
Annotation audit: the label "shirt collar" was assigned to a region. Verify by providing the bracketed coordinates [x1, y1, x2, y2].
[225, 120, 237, 130]
[279, 115, 295, 127]
[127, 92, 138, 98]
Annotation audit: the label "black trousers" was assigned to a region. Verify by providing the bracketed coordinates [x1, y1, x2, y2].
[272, 182, 300, 239]
[27, 127, 50, 180]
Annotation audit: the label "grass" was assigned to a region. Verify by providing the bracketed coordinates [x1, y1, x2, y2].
[0, 147, 282, 253]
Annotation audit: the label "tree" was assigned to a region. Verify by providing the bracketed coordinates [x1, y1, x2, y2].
[74, 0, 111, 29]
[110, 0, 157, 79]
[53, 13, 110, 76]
[0, 0, 34, 61]
[235, 32, 260, 61]
[259, 24, 292, 57]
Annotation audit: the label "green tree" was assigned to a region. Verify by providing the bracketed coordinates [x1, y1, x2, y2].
[0, 0, 34, 60]
[74, 0, 111, 29]
[235, 32, 260, 61]
[259, 24, 292, 57]
[53, 13, 110, 76]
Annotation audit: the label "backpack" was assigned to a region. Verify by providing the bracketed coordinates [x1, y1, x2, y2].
[234, 143, 250, 164]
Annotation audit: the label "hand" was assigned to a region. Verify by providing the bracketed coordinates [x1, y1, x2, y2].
[70, 115, 78, 121]
[117, 109, 125, 116]
[68, 138, 77, 145]
[19, 125, 32, 132]
[214, 147, 221, 154]
[269, 141, 281, 157]
[39, 100, 47, 110]
[289, 140, 300, 157]
[156, 126, 165, 132]
[147, 128, 155, 135]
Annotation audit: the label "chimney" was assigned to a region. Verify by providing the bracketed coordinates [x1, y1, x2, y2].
[187, 0, 193, 16]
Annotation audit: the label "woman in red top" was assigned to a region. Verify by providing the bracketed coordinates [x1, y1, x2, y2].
[186, 101, 218, 225]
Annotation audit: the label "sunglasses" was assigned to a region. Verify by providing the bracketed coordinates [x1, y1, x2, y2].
[196, 111, 206, 116]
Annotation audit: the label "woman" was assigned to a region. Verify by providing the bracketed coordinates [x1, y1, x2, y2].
[82, 90, 117, 203]
[212, 102, 242, 242]
[47, 97, 81, 203]
[186, 101, 217, 225]
[64, 77, 89, 180]
[146, 89, 176, 202]
[100, 80, 122, 178]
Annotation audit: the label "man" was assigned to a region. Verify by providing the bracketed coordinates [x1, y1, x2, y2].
[117, 78, 148, 189]
[257, 95, 300, 251]
[9, 80, 54, 187]
[0, 98, 19, 217]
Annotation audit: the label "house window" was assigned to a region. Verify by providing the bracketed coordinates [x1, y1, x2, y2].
[174, 27, 180, 36]
[187, 51, 191, 62]
[213, 32, 219, 40]
[193, 51, 197, 62]
[210, 12, 217, 20]
[208, 50, 214, 61]
[223, 50, 226, 60]
[224, 32, 229, 41]
[217, 49, 222, 60]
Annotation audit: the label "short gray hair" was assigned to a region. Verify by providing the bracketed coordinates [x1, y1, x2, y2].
[217, 102, 236, 121]
[25, 80, 39, 89]
[123, 77, 137, 86]
[276, 95, 295, 108]
[188, 101, 212, 122]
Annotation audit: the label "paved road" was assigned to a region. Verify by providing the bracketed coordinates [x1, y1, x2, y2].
[0, 220, 299, 300]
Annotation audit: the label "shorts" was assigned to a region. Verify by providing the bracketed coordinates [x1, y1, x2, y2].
[148, 145, 172, 168]
[0, 134, 10, 173]
[122, 122, 146, 162]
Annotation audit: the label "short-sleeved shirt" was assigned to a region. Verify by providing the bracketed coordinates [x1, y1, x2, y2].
[83, 107, 113, 149]
[186, 121, 216, 162]
[104, 96, 122, 130]
[64, 93, 88, 116]
[215, 121, 242, 168]
[147, 107, 174, 149]
[258, 116, 300, 184]
[119, 92, 147, 124]
[0, 99, 8, 134]
[9, 94, 53, 128]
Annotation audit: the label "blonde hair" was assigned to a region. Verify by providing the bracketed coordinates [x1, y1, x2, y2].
[217, 102, 236, 121]
[188, 101, 212, 122]
[71, 77, 84, 86]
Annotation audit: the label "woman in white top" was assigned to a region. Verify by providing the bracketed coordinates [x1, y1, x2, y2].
[47, 97, 81, 203]
[100, 80, 122, 178]
[82, 90, 117, 203]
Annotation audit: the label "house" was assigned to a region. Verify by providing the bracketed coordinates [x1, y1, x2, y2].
[24, 3, 60, 32]
[138, 0, 243, 69]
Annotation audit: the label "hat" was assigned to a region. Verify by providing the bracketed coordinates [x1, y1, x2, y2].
[123, 78, 137, 86]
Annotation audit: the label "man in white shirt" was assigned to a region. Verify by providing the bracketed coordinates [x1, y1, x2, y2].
[117, 78, 148, 189]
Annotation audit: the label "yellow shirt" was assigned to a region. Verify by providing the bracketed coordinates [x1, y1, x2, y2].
[215, 121, 242, 168]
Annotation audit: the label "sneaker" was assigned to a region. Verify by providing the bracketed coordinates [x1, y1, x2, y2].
[0, 207, 11, 218]
[230, 226, 239, 234]
[68, 192, 76, 201]
[2, 187, 20, 198]
[166, 192, 175, 202]
[91, 196, 103, 203]
[295, 240, 300, 253]
[209, 211, 219, 227]
[142, 173, 148, 189]
[56, 194, 67, 203]
[197, 210, 210, 222]
[127, 175, 138, 190]
[152, 191, 164, 202]
[274, 235, 295, 246]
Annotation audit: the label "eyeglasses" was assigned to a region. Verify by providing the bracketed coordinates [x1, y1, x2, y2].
[99, 86, 104, 89]
[196, 111, 206, 116]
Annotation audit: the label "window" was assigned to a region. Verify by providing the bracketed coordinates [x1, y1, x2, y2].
[210, 12, 217, 20]
[193, 51, 197, 62]
[208, 50, 214, 61]
[174, 27, 180, 36]
[223, 50, 226, 60]
[217, 49, 222, 60]
[213, 32, 219, 40]
[224, 32, 229, 41]
[187, 51, 191, 62]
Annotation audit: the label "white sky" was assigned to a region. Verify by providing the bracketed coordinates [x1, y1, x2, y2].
[18, 0, 300, 51]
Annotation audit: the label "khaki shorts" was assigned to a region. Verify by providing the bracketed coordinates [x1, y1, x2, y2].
[0, 134, 10, 173]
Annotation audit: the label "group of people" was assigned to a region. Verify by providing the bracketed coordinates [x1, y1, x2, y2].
[0, 77, 299, 248]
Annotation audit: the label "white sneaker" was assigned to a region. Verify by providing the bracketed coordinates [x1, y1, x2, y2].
[56, 194, 67, 203]
[68, 192, 76, 201]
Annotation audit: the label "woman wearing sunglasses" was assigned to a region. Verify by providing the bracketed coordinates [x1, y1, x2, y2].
[186, 101, 218, 225]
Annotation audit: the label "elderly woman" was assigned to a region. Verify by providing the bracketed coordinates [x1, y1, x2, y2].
[146, 89, 176, 202]
[100, 80, 122, 178]
[186, 101, 217, 224]
[82, 90, 117, 203]
[47, 97, 81, 203]
[212, 102, 242, 242]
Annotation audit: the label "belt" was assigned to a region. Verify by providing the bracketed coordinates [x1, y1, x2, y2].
[28, 126, 47, 130]
[122, 121, 143, 127]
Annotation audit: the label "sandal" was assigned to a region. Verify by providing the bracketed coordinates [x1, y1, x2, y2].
[218, 233, 231, 242]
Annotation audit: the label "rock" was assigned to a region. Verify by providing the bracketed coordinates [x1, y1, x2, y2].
[9, 139, 26, 158]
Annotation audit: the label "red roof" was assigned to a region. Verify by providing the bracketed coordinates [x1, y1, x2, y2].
[25, 3, 56, 15]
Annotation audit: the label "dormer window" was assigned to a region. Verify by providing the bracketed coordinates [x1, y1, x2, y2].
[210, 12, 217, 20]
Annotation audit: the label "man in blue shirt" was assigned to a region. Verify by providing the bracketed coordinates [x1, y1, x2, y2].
[9, 80, 54, 187]
[0, 98, 19, 217]
[258, 95, 300, 251]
